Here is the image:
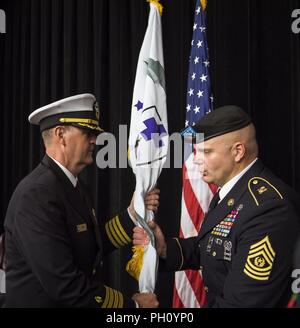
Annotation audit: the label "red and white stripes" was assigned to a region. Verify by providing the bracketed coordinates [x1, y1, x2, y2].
[173, 153, 216, 308]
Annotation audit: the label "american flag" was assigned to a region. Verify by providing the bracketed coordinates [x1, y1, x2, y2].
[172, 0, 217, 308]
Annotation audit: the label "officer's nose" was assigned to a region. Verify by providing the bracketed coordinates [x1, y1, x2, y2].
[90, 134, 97, 145]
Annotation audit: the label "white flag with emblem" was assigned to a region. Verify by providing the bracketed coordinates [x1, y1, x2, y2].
[126, 0, 168, 293]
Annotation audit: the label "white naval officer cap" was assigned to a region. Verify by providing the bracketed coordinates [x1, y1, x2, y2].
[28, 93, 104, 134]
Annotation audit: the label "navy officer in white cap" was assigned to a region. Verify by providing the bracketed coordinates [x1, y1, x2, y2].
[3, 94, 159, 308]
[133, 105, 300, 307]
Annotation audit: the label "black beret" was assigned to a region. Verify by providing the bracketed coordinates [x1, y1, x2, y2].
[182, 105, 252, 143]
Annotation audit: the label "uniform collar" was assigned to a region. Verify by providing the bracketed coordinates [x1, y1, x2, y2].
[219, 158, 258, 202]
[48, 156, 78, 187]
[41, 154, 92, 221]
[198, 158, 264, 239]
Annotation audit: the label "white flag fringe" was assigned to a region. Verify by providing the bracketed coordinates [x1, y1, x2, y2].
[127, 0, 168, 293]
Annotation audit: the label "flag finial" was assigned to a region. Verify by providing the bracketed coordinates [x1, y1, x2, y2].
[147, 0, 163, 16]
[201, 0, 207, 11]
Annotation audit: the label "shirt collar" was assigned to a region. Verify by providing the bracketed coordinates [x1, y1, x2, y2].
[49, 156, 78, 188]
[219, 158, 258, 202]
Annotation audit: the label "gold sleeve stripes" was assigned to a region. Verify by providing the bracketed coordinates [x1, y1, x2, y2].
[105, 215, 132, 248]
[95, 286, 124, 308]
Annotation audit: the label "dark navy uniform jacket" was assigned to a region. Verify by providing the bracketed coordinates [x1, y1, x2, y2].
[165, 159, 300, 307]
[4, 155, 135, 308]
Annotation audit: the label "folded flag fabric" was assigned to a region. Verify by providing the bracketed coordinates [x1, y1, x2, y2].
[127, 0, 168, 293]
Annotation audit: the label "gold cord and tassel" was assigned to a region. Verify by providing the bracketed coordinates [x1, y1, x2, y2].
[147, 0, 206, 15]
[147, 0, 163, 16]
[201, 0, 207, 11]
[126, 246, 145, 281]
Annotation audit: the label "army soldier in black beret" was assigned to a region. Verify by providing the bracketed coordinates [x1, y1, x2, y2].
[4, 94, 159, 308]
[134, 105, 300, 307]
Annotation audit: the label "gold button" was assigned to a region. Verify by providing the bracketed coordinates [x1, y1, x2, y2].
[212, 251, 216, 257]
[95, 296, 102, 304]
[204, 286, 209, 293]
[253, 180, 258, 185]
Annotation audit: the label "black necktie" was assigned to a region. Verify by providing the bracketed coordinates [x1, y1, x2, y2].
[208, 190, 220, 211]
[75, 182, 83, 200]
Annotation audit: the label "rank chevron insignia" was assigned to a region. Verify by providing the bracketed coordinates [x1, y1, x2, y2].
[243, 235, 276, 281]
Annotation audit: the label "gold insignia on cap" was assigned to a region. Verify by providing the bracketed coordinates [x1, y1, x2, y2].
[243, 236, 275, 281]
[94, 101, 100, 121]
[258, 186, 268, 194]
[77, 123, 102, 131]
[59, 118, 99, 125]
[76, 223, 87, 233]
[227, 199, 235, 206]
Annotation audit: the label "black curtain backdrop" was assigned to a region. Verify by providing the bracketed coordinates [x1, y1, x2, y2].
[0, 0, 299, 307]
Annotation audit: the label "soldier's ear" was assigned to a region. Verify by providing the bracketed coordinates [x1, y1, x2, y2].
[232, 142, 245, 162]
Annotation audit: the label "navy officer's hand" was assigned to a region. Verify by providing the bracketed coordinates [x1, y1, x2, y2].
[132, 292, 159, 308]
[133, 221, 167, 259]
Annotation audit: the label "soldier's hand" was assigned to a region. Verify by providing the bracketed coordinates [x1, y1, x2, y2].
[133, 221, 167, 259]
[128, 188, 160, 219]
[144, 188, 160, 212]
[132, 292, 159, 308]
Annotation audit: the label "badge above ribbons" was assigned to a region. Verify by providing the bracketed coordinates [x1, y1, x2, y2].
[244, 236, 276, 281]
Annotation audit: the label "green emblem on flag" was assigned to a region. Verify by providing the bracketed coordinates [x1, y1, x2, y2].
[145, 58, 166, 92]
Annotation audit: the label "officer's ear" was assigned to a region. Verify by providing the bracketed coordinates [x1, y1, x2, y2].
[53, 126, 68, 146]
[232, 142, 246, 163]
